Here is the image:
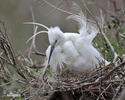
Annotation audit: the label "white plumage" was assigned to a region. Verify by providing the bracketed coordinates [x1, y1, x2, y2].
[45, 27, 109, 73]
[26, 3, 109, 74]
[44, 4, 109, 73]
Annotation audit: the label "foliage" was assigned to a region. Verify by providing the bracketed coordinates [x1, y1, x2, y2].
[0, 0, 125, 99]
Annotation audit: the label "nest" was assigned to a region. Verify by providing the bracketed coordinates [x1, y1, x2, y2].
[0, 21, 125, 100]
[41, 61, 125, 100]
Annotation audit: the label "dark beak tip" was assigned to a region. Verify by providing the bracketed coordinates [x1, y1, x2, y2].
[48, 45, 54, 64]
[48, 59, 50, 64]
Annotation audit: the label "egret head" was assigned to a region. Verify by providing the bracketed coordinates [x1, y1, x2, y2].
[25, 22, 64, 64]
[47, 26, 64, 64]
[48, 26, 64, 45]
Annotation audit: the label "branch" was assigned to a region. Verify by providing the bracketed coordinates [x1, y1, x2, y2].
[82, 0, 118, 62]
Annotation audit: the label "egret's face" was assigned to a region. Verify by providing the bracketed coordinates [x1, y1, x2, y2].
[47, 26, 64, 64]
[48, 26, 63, 45]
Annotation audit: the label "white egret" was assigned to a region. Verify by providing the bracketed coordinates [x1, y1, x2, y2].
[26, 3, 109, 75]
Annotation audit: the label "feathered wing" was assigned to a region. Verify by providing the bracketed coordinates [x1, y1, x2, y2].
[67, 2, 99, 43]
[67, 3, 109, 66]
[67, 2, 88, 37]
[62, 41, 79, 59]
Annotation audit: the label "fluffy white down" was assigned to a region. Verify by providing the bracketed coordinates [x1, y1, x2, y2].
[44, 3, 109, 73]
[45, 35, 109, 73]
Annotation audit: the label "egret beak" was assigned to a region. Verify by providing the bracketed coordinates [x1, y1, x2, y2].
[48, 45, 55, 64]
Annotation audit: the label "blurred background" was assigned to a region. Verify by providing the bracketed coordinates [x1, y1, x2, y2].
[0, 0, 125, 54]
[0, 0, 125, 99]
